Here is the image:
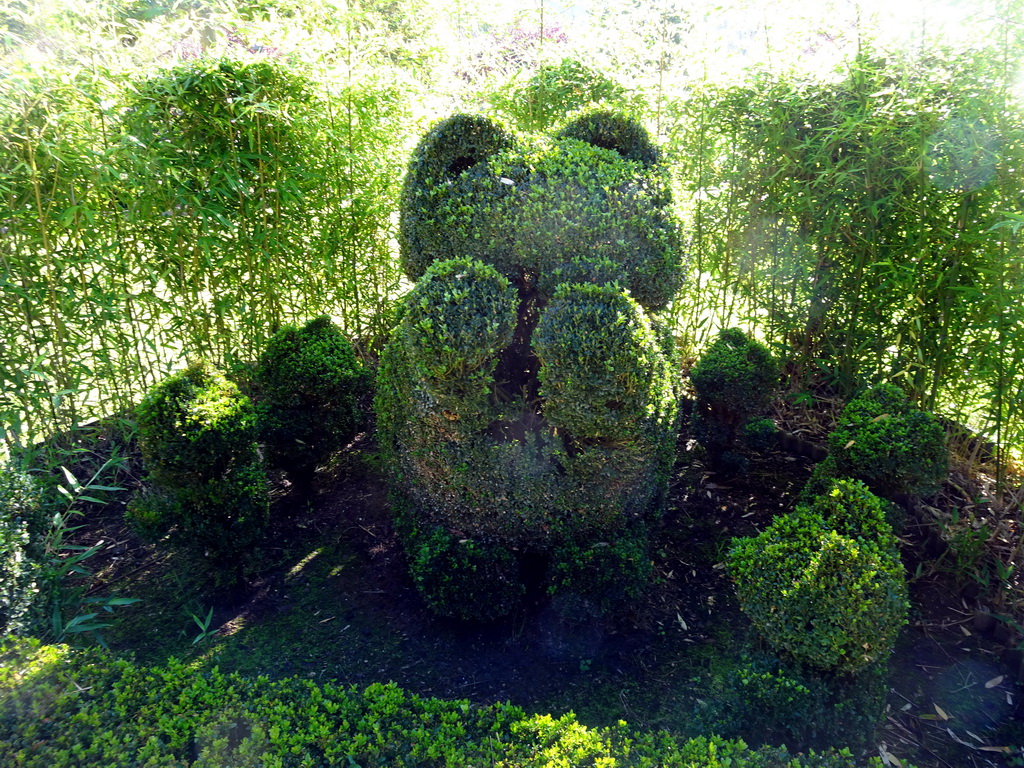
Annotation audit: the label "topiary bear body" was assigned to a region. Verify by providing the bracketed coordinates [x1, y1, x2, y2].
[376, 112, 684, 620]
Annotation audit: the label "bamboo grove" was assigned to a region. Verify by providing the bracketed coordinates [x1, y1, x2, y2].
[1, 0, 1022, 489]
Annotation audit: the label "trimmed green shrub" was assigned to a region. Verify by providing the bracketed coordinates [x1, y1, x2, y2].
[408, 526, 524, 622]
[696, 648, 890, 753]
[398, 113, 520, 280]
[549, 522, 651, 614]
[727, 479, 908, 674]
[130, 362, 269, 577]
[0, 637, 901, 767]
[489, 58, 634, 133]
[555, 108, 662, 167]
[827, 383, 948, 498]
[535, 284, 675, 443]
[0, 465, 47, 634]
[255, 316, 368, 486]
[379, 113, 683, 620]
[398, 113, 682, 310]
[690, 328, 779, 472]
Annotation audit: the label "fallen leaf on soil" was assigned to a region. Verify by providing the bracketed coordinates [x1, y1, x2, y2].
[985, 675, 1004, 688]
[934, 703, 950, 721]
[979, 746, 1012, 753]
[676, 612, 687, 631]
[960, 625, 971, 636]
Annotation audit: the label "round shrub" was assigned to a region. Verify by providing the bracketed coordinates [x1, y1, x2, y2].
[0, 465, 47, 634]
[255, 316, 368, 483]
[556, 108, 662, 167]
[404, 258, 518, 381]
[134, 362, 269, 575]
[408, 527, 524, 622]
[727, 479, 908, 674]
[691, 328, 778, 421]
[535, 284, 674, 442]
[828, 382, 948, 497]
[690, 328, 779, 471]
[398, 114, 519, 279]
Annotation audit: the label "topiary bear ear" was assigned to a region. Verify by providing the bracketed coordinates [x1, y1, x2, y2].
[400, 114, 518, 279]
[555, 109, 661, 167]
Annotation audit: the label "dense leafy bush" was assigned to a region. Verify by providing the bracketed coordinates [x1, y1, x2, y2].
[399, 112, 682, 309]
[690, 328, 779, 472]
[408, 526, 525, 622]
[0, 466, 47, 634]
[0, 637, 900, 767]
[255, 316, 369, 486]
[728, 479, 908, 674]
[555, 108, 662, 167]
[696, 648, 890, 752]
[826, 383, 948, 498]
[130, 362, 269, 577]
[535, 284, 675, 443]
[379, 113, 683, 619]
[489, 58, 634, 133]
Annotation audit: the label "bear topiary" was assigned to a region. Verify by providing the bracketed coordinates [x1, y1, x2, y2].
[823, 382, 948, 499]
[727, 479, 908, 675]
[378, 110, 684, 620]
[255, 316, 369, 490]
[689, 327, 779, 473]
[129, 361, 269, 582]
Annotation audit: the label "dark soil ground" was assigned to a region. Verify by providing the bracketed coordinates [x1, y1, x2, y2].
[64, 420, 1024, 768]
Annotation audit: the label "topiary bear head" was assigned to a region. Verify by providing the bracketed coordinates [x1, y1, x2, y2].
[399, 110, 683, 309]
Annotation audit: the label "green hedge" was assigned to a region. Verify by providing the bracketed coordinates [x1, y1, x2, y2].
[0, 637, 899, 767]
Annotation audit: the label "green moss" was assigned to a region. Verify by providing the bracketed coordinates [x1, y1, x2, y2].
[828, 383, 948, 497]
[727, 480, 908, 675]
[255, 316, 368, 483]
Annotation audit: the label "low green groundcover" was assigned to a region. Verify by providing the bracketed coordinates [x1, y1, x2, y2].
[0, 638, 898, 767]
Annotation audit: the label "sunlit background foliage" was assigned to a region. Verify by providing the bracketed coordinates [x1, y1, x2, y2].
[1, 0, 1022, 491]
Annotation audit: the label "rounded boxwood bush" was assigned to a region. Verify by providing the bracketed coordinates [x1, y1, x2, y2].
[690, 328, 779, 471]
[727, 479, 908, 674]
[404, 258, 518, 382]
[255, 316, 368, 484]
[132, 362, 269, 575]
[555, 108, 662, 167]
[828, 382, 948, 497]
[535, 283, 674, 443]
